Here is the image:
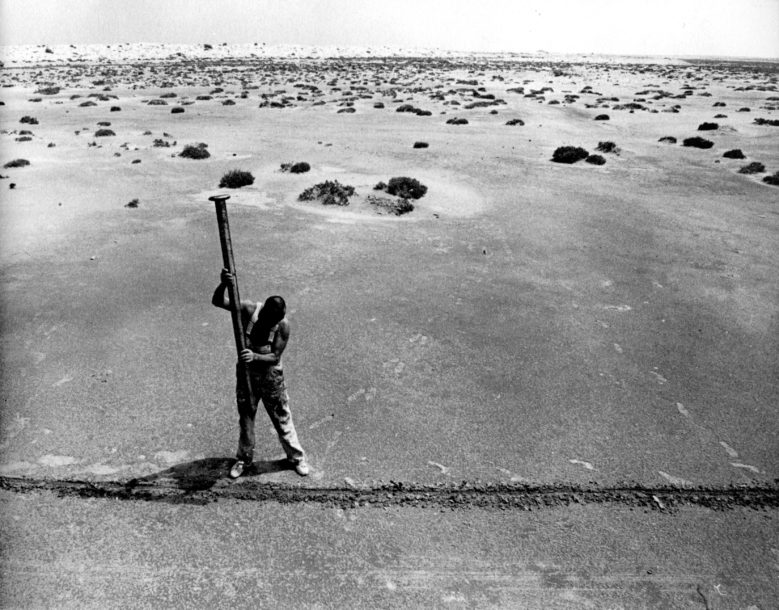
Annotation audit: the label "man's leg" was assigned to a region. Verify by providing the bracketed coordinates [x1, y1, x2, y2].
[260, 369, 306, 467]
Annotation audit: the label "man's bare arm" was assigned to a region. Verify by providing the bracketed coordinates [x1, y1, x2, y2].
[212, 269, 254, 316]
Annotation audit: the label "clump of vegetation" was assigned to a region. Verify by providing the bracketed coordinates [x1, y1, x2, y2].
[280, 162, 310, 173]
[373, 102, 385, 109]
[413, 141, 429, 148]
[738, 162, 765, 174]
[171, 107, 185, 114]
[505, 118, 525, 126]
[219, 170, 255, 188]
[125, 198, 139, 208]
[35, 86, 60, 95]
[586, 154, 606, 165]
[594, 114, 610, 120]
[658, 136, 677, 144]
[373, 181, 387, 191]
[95, 128, 115, 137]
[723, 149, 745, 159]
[552, 146, 589, 164]
[762, 171, 779, 186]
[159, 92, 177, 99]
[697, 122, 718, 131]
[3, 159, 30, 168]
[446, 117, 468, 125]
[196, 95, 212, 101]
[299, 180, 355, 206]
[682, 137, 714, 149]
[110, 106, 121, 112]
[366, 195, 414, 216]
[79, 101, 97, 107]
[753, 117, 779, 126]
[20, 116, 38, 125]
[337, 107, 356, 114]
[147, 99, 168, 106]
[596, 141, 619, 154]
[153, 139, 171, 147]
[179, 143, 210, 159]
[380, 177, 428, 200]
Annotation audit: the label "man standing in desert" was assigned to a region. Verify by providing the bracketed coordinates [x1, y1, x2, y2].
[212, 269, 309, 478]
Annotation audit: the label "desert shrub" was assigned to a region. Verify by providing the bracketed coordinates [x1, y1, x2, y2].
[179, 143, 210, 159]
[219, 169, 255, 188]
[110, 106, 121, 112]
[505, 118, 525, 126]
[596, 141, 619, 153]
[585, 154, 606, 165]
[196, 95, 212, 101]
[552, 146, 589, 164]
[337, 107, 356, 113]
[298, 180, 355, 206]
[738, 162, 765, 174]
[147, 99, 168, 105]
[723, 149, 745, 159]
[697, 122, 718, 131]
[714, 114, 727, 119]
[658, 136, 677, 144]
[125, 198, 139, 208]
[97, 121, 111, 126]
[171, 107, 185, 114]
[35, 86, 60, 95]
[682, 137, 713, 149]
[594, 114, 610, 120]
[737, 107, 750, 112]
[373, 181, 387, 191]
[15, 136, 32, 142]
[386, 177, 428, 200]
[446, 117, 468, 125]
[20, 116, 38, 124]
[413, 141, 429, 148]
[366, 195, 414, 216]
[281, 162, 311, 173]
[79, 101, 97, 107]
[753, 118, 779, 126]
[713, 101, 726, 107]
[222, 99, 236, 106]
[160, 92, 177, 98]
[373, 102, 385, 109]
[396, 104, 416, 113]
[762, 172, 779, 186]
[153, 139, 171, 147]
[95, 128, 115, 137]
[4, 159, 30, 168]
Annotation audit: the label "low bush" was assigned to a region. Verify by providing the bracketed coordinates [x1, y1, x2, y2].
[762, 171, 779, 186]
[179, 143, 210, 159]
[79, 101, 97, 107]
[147, 99, 168, 106]
[738, 162, 765, 174]
[596, 141, 619, 153]
[374, 102, 385, 109]
[754, 117, 779, 126]
[3, 158, 30, 168]
[35, 86, 60, 95]
[552, 146, 589, 164]
[585, 154, 606, 165]
[171, 107, 185, 114]
[337, 107, 356, 113]
[413, 141, 429, 148]
[95, 129, 115, 137]
[697, 122, 718, 131]
[125, 198, 139, 208]
[658, 136, 677, 144]
[366, 195, 414, 216]
[110, 106, 121, 112]
[594, 114, 610, 120]
[682, 137, 713, 149]
[281, 162, 311, 173]
[505, 118, 525, 126]
[446, 117, 468, 125]
[219, 169, 255, 188]
[386, 177, 428, 199]
[20, 116, 38, 124]
[299, 180, 355, 206]
[723, 149, 745, 159]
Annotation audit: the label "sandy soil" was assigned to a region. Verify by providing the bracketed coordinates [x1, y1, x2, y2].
[0, 45, 777, 606]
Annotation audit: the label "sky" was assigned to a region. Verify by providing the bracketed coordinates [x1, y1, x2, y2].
[1, 0, 777, 58]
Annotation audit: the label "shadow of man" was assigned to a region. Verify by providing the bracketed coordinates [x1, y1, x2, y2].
[127, 457, 291, 493]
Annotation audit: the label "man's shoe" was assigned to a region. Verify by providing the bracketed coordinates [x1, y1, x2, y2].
[293, 459, 310, 477]
[229, 460, 245, 479]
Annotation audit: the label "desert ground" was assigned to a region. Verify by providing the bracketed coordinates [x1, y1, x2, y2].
[1, 44, 778, 608]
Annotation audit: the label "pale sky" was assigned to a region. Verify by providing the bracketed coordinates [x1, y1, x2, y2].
[1, 0, 777, 58]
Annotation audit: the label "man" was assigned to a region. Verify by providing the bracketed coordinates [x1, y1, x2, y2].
[212, 269, 309, 478]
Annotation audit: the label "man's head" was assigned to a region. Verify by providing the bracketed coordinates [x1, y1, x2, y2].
[261, 296, 286, 325]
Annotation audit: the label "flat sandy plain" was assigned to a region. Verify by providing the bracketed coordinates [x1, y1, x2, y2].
[1, 44, 778, 608]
